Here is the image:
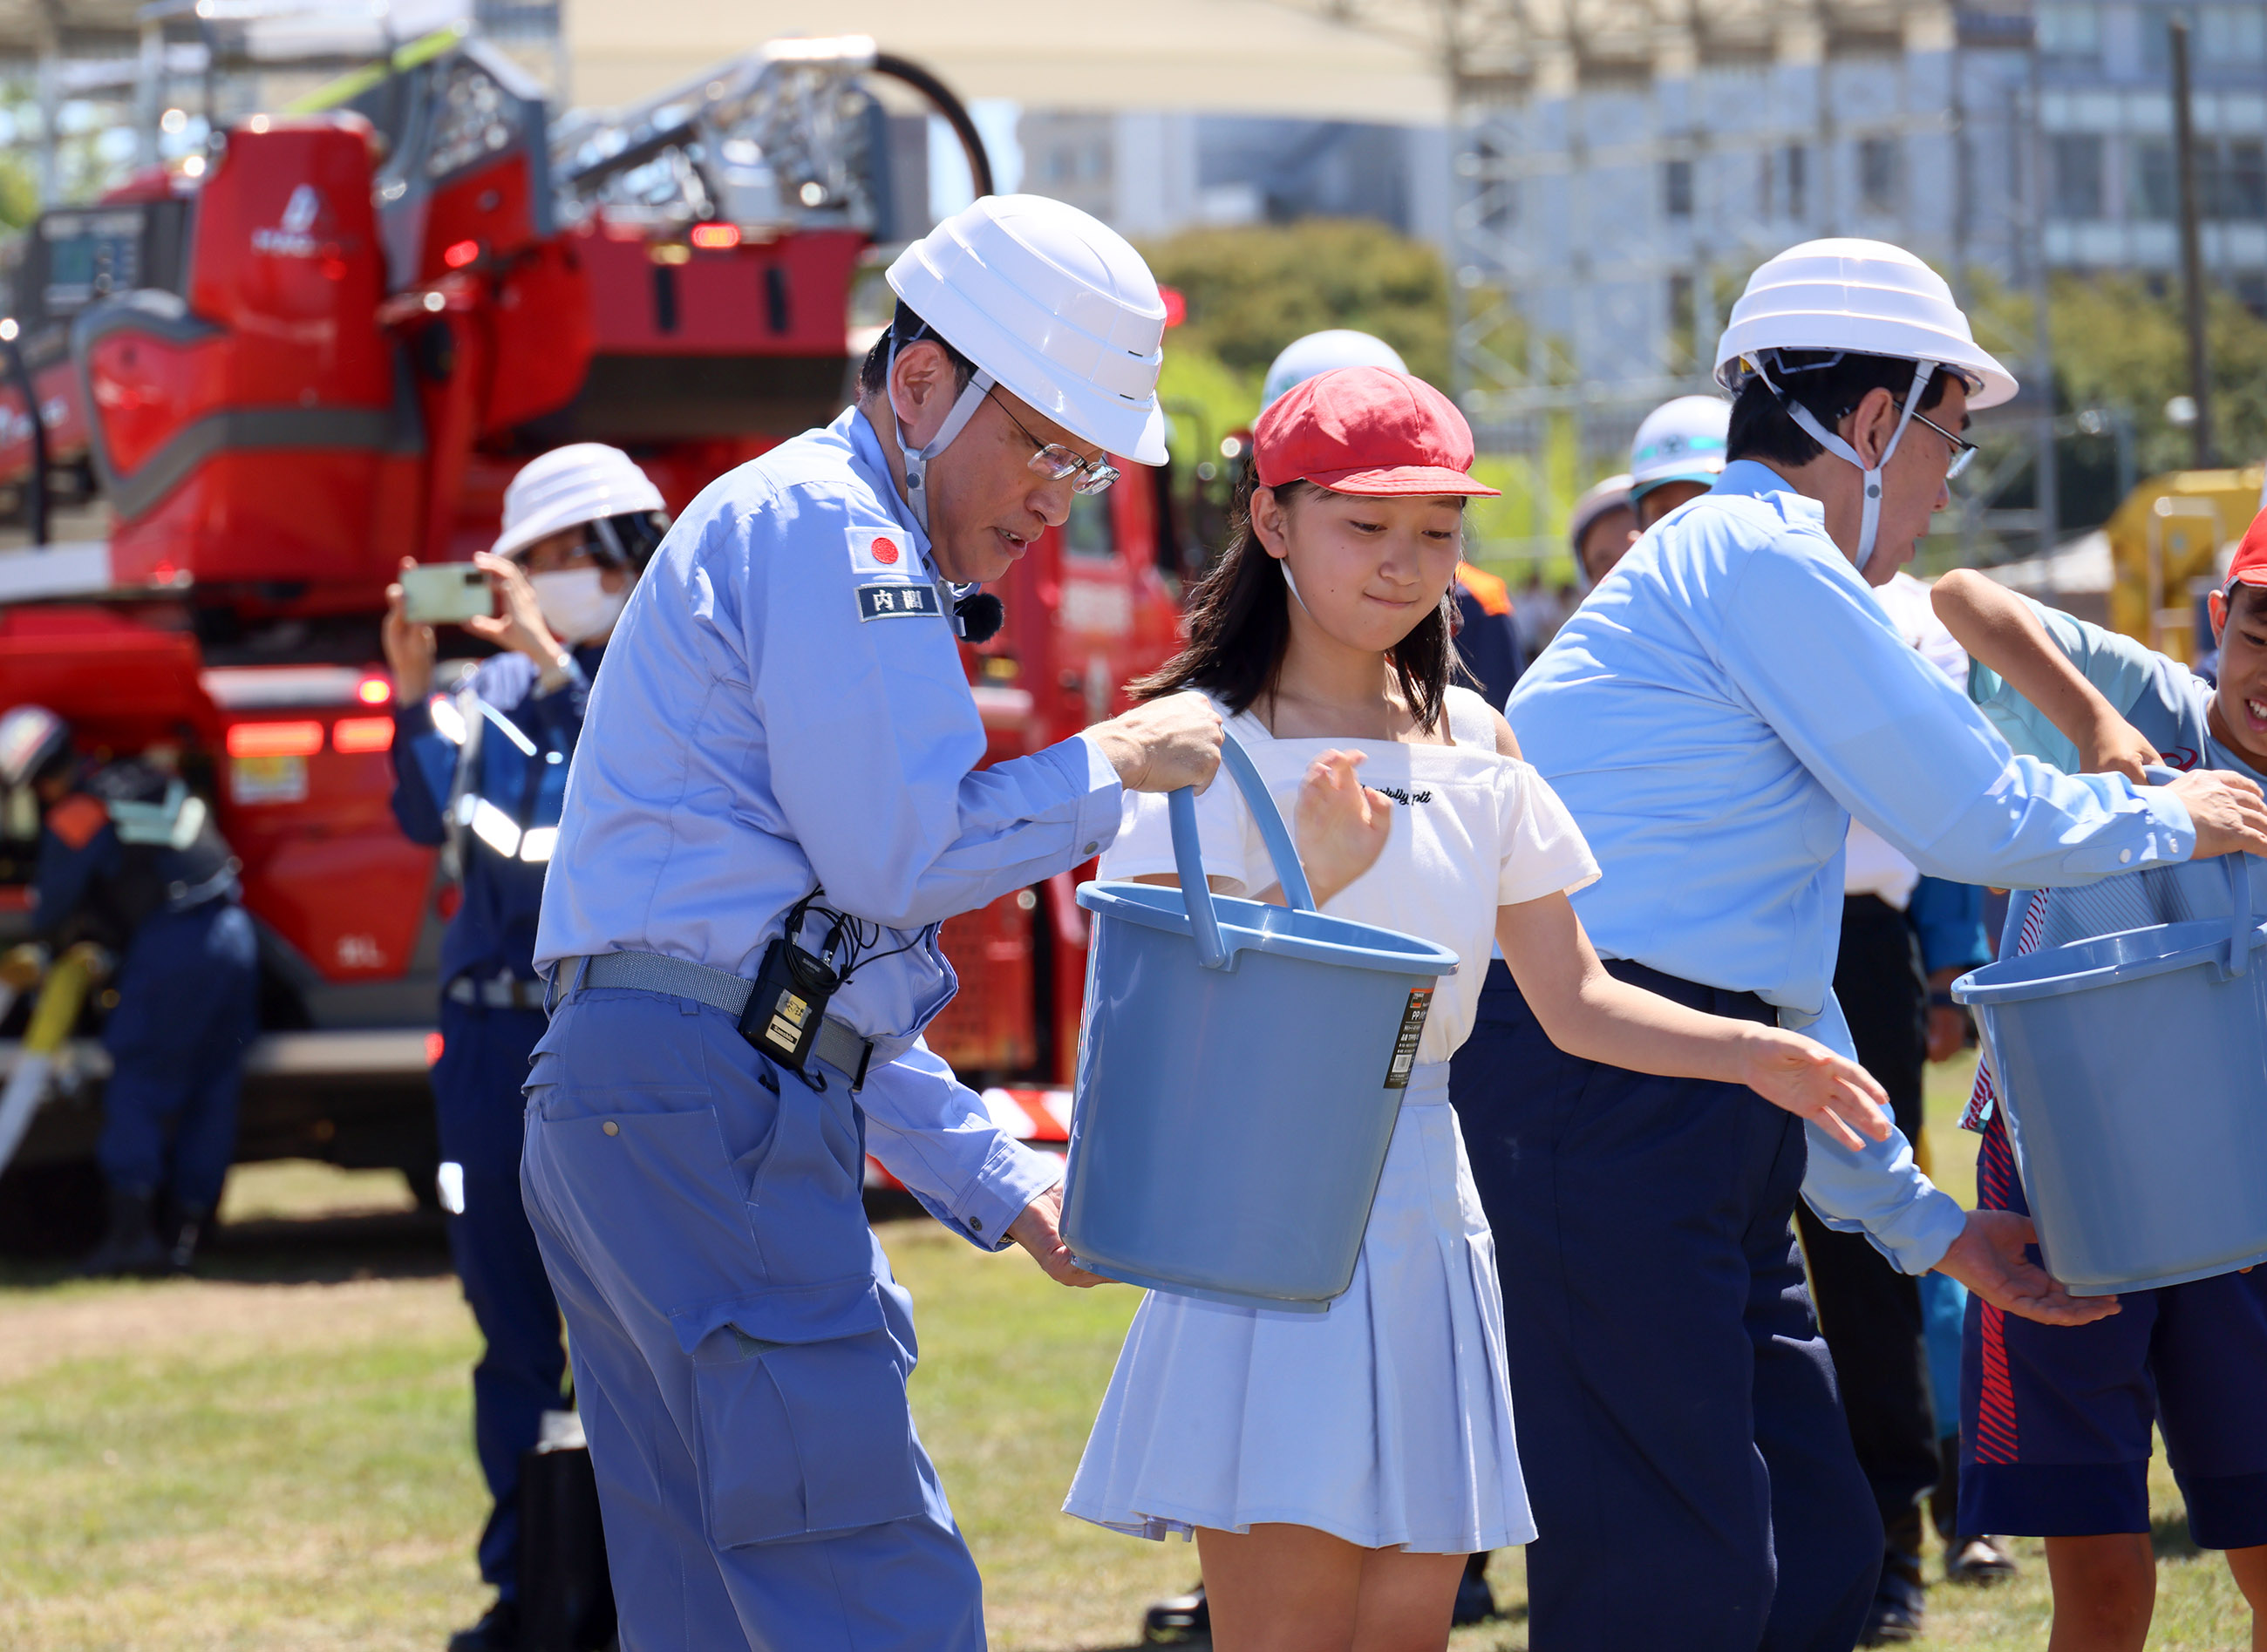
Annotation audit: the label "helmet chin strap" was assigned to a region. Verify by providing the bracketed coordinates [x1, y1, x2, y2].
[1755, 354, 1935, 572]
[886, 334, 994, 540]
[1279, 555, 1312, 613]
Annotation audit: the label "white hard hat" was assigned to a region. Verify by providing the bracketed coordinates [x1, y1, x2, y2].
[1629, 396, 1730, 500]
[1568, 473, 1633, 556]
[887, 194, 1169, 466]
[493, 444, 667, 561]
[1262, 330, 1408, 411]
[1712, 238, 2015, 410]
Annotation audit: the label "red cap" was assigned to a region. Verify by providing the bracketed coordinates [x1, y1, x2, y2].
[1253, 367, 1499, 498]
[2228, 502, 2267, 593]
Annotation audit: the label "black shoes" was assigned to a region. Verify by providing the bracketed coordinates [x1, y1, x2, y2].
[1945, 1533, 2020, 1583]
[1858, 1509, 1928, 1646]
[1141, 1584, 1208, 1644]
[448, 1599, 521, 1651]
[80, 1188, 170, 1278]
[1140, 1554, 1495, 1642]
[1453, 1551, 1498, 1625]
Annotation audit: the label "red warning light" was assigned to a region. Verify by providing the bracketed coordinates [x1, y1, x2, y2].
[425, 1031, 445, 1067]
[356, 676, 391, 706]
[330, 716, 395, 754]
[443, 239, 481, 269]
[689, 221, 741, 250]
[227, 720, 324, 758]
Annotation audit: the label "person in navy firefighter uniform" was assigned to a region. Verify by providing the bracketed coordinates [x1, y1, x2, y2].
[523, 194, 1222, 1652]
[0, 704, 256, 1277]
[384, 442, 671, 1652]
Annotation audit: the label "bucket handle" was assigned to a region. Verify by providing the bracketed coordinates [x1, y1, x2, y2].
[2142, 765, 2257, 978]
[1168, 726, 1316, 971]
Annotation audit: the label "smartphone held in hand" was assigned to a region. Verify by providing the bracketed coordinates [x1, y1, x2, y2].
[400, 563, 494, 624]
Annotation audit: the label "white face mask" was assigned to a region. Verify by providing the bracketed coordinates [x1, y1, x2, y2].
[529, 568, 627, 644]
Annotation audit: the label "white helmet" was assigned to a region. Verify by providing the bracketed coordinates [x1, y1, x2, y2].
[1262, 330, 1407, 411]
[494, 444, 666, 561]
[1629, 396, 1731, 502]
[885, 194, 1168, 526]
[1712, 238, 2014, 567]
[1712, 239, 2015, 408]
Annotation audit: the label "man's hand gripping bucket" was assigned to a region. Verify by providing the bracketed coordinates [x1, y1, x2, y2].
[1060, 730, 1460, 1311]
[1954, 772, 2267, 1295]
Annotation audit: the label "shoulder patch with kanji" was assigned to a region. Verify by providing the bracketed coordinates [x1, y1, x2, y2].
[45, 793, 109, 851]
[856, 581, 943, 622]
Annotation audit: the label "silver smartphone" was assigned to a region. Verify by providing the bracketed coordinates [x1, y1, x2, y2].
[399, 563, 494, 625]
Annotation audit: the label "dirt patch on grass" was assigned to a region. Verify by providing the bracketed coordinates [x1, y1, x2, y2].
[0, 1275, 469, 1384]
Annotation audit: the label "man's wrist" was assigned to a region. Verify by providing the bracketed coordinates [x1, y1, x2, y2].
[1092, 724, 1142, 791]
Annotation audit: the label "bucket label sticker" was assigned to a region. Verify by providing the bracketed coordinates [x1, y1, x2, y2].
[1384, 988, 1433, 1089]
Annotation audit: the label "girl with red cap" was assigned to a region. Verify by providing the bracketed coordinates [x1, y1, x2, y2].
[1063, 366, 1896, 1650]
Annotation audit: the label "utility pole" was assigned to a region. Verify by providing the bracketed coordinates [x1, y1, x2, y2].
[2169, 13, 2216, 468]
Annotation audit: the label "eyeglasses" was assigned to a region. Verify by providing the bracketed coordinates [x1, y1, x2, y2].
[1895, 402, 1978, 479]
[989, 391, 1120, 495]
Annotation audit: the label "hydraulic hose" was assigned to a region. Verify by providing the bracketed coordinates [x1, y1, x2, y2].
[870, 52, 994, 200]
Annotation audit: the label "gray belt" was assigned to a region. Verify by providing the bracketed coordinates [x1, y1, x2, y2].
[553, 950, 877, 1089]
[447, 973, 548, 1010]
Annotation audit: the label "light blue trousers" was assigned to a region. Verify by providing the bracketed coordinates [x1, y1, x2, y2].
[521, 986, 984, 1652]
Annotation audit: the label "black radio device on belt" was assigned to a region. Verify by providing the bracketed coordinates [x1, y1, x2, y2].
[737, 887, 922, 1074]
[738, 890, 843, 1070]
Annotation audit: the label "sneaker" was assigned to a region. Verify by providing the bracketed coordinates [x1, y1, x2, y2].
[447, 1599, 520, 1651]
[1142, 1584, 1208, 1644]
[1945, 1534, 2020, 1584]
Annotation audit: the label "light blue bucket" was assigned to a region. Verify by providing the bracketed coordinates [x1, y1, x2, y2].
[1061, 730, 1460, 1312]
[1953, 812, 2267, 1295]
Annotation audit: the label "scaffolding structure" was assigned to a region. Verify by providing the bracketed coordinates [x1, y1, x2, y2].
[1292, 0, 2064, 568]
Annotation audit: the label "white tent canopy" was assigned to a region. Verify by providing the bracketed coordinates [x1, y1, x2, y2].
[564, 0, 1450, 123]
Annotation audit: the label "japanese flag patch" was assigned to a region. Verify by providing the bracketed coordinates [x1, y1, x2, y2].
[849, 527, 915, 576]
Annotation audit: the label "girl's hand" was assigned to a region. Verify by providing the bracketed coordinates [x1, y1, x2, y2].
[2080, 713, 2161, 783]
[1737, 1028, 1894, 1152]
[465, 550, 565, 667]
[1294, 749, 1392, 905]
[381, 555, 436, 705]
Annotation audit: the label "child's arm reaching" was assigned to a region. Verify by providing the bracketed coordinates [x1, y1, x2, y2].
[1930, 568, 2161, 780]
[1494, 891, 1894, 1152]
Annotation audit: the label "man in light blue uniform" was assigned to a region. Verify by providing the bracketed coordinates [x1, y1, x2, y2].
[1467, 239, 2267, 1652]
[521, 195, 1222, 1652]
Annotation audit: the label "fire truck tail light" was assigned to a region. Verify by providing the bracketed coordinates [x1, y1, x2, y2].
[227, 720, 324, 758]
[689, 222, 741, 250]
[331, 716, 394, 753]
[356, 676, 391, 705]
[443, 239, 481, 269]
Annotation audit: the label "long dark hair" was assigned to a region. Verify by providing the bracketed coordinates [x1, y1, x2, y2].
[1130, 470, 1463, 731]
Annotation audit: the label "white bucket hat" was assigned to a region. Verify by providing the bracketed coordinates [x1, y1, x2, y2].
[492, 444, 666, 562]
[1712, 238, 2016, 565]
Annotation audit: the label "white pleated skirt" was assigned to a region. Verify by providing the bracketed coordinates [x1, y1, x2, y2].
[1063, 1063, 1533, 1554]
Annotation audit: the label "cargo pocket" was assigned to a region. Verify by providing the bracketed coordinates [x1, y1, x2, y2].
[683, 1279, 929, 1547]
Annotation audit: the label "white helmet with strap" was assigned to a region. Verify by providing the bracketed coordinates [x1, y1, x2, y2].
[884, 194, 1169, 535]
[1713, 238, 2014, 565]
[493, 444, 667, 562]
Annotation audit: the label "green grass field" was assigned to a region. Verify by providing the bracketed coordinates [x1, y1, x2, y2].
[0, 1061, 2251, 1649]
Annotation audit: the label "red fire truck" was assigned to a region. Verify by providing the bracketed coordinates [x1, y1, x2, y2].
[0, 30, 1187, 1250]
